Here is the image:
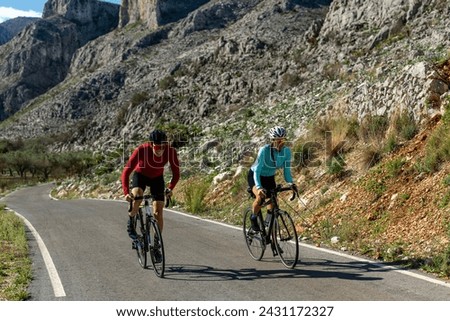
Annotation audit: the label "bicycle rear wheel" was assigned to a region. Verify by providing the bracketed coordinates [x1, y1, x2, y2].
[243, 208, 265, 261]
[134, 213, 148, 268]
[149, 219, 165, 278]
[273, 210, 299, 268]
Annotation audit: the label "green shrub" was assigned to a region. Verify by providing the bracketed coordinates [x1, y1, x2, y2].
[183, 179, 210, 213]
[391, 110, 418, 141]
[385, 158, 406, 178]
[280, 73, 302, 88]
[364, 178, 387, 198]
[423, 246, 450, 277]
[131, 92, 148, 107]
[384, 134, 398, 153]
[158, 75, 177, 90]
[420, 123, 450, 172]
[359, 114, 389, 142]
[327, 156, 346, 176]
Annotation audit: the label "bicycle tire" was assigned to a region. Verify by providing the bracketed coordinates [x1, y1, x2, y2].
[273, 210, 299, 269]
[134, 212, 148, 268]
[149, 219, 165, 278]
[243, 208, 265, 261]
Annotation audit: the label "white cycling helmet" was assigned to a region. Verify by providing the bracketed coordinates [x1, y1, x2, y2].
[269, 126, 287, 139]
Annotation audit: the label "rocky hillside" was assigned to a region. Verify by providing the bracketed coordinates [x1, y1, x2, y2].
[0, 0, 119, 120]
[0, 0, 448, 151]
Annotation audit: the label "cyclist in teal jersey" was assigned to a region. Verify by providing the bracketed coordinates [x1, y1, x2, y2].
[247, 126, 297, 231]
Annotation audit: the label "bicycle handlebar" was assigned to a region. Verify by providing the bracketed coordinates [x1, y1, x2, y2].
[127, 193, 171, 212]
[278, 185, 298, 201]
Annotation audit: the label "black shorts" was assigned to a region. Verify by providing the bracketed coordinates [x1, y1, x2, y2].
[131, 172, 165, 201]
[247, 169, 276, 197]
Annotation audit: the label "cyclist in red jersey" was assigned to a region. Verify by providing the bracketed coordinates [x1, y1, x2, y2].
[121, 130, 180, 244]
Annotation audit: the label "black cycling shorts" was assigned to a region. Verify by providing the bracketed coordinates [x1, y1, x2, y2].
[247, 169, 276, 197]
[131, 172, 165, 201]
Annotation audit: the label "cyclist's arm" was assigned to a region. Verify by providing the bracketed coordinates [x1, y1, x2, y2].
[121, 147, 140, 196]
[167, 147, 180, 190]
[283, 147, 294, 184]
[252, 146, 267, 189]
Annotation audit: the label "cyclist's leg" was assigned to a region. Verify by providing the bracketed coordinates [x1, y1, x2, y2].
[128, 173, 145, 240]
[127, 186, 143, 240]
[252, 175, 276, 216]
[248, 170, 263, 217]
[149, 175, 165, 232]
[130, 187, 144, 216]
[251, 185, 264, 215]
[130, 172, 146, 217]
[153, 200, 164, 232]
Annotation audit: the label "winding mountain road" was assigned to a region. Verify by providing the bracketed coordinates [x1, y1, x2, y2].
[2, 184, 450, 301]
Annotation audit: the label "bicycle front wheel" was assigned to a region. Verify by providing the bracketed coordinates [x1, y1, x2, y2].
[243, 208, 265, 261]
[149, 220, 165, 278]
[273, 210, 299, 268]
[134, 214, 148, 268]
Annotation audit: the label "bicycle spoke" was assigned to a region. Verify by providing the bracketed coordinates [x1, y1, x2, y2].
[149, 220, 165, 278]
[135, 238, 147, 268]
[273, 210, 299, 269]
[243, 209, 265, 261]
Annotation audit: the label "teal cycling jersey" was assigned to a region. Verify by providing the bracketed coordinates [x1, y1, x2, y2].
[251, 144, 293, 189]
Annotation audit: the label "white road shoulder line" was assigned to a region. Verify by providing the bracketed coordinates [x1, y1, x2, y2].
[166, 207, 450, 288]
[8, 208, 66, 298]
[83, 198, 450, 289]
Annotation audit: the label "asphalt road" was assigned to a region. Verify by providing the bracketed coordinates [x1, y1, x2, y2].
[2, 184, 450, 301]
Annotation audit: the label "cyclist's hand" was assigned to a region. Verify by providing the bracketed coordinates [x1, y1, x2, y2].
[165, 188, 173, 198]
[288, 183, 298, 192]
[257, 188, 266, 198]
[125, 194, 134, 202]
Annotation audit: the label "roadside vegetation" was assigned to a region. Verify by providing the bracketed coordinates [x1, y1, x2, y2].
[0, 205, 31, 300]
[0, 138, 106, 300]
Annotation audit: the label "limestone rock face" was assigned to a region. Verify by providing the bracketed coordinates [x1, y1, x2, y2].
[0, 0, 119, 120]
[119, 0, 209, 29]
[0, 17, 40, 45]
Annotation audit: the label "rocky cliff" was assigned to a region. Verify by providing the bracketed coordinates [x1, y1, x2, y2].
[0, 0, 119, 120]
[0, 17, 40, 45]
[119, 0, 209, 29]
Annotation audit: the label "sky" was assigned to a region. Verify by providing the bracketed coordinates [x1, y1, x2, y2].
[0, 0, 121, 23]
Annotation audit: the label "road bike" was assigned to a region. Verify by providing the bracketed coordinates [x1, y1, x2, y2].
[128, 194, 168, 278]
[243, 184, 299, 269]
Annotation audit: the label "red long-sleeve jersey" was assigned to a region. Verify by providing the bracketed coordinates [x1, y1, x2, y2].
[121, 142, 180, 196]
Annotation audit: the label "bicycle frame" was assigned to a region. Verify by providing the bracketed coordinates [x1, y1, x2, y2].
[129, 194, 165, 277]
[138, 196, 153, 251]
[244, 184, 299, 268]
[258, 186, 293, 253]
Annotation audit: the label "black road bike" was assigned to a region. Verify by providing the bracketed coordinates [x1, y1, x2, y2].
[128, 195, 169, 278]
[243, 184, 299, 269]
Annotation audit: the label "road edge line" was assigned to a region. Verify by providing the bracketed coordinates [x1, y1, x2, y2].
[79, 198, 450, 289]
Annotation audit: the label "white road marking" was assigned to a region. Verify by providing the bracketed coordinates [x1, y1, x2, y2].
[8, 208, 66, 298]
[165, 207, 450, 289]
[71, 198, 450, 289]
